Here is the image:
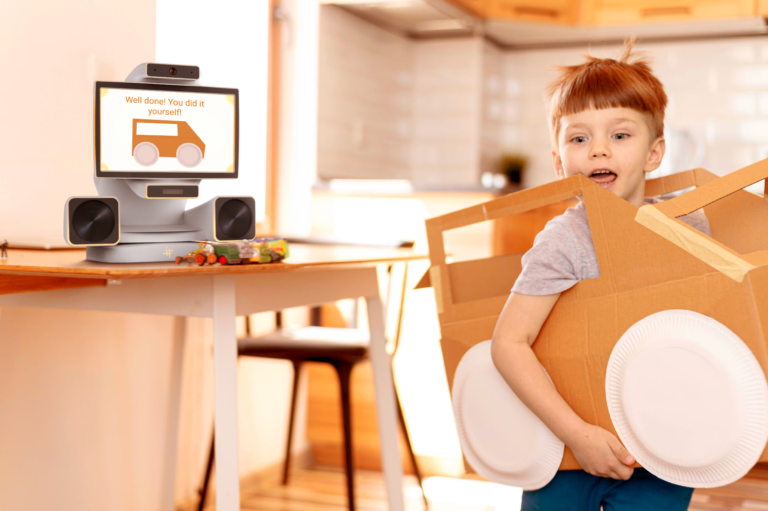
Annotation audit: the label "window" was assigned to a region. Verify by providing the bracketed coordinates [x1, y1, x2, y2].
[136, 123, 178, 137]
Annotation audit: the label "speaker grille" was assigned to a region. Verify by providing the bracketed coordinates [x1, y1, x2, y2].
[215, 197, 255, 241]
[67, 197, 119, 246]
[73, 200, 115, 242]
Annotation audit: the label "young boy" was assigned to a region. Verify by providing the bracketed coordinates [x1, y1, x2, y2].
[490, 40, 710, 510]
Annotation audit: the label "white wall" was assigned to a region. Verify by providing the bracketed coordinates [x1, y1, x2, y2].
[317, 7, 485, 187]
[0, 1, 155, 244]
[0, 308, 178, 511]
[317, 6, 413, 181]
[0, 2, 305, 510]
[156, 0, 270, 222]
[411, 37, 483, 187]
[275, 0, 320, 236]
[0, 3, 165, 511]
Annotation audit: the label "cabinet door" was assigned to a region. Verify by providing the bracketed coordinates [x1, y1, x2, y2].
[589, 0, 754, 25]
[490, 0, 580, 24]
[445, 0, 491, 17]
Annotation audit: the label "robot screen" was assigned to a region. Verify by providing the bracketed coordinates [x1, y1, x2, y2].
[95, 81, 238, 179]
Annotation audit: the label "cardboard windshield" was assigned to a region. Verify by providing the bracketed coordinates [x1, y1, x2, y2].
[423, 161, 768, 473]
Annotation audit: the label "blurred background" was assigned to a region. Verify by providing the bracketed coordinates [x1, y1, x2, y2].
[2, 1, 768, 510]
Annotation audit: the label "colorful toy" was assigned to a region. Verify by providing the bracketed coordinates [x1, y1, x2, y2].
[213, 244, 241, 265]
[174, 238, 289, 266]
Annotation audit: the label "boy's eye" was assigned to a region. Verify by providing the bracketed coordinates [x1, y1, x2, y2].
[613, 133, 629, 140]
[571, 136, 587, 143]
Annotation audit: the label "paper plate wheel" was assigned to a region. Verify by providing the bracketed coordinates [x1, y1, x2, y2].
[134, 142, 159, 166]
[606, 310, 768, 488]
[452, 340, 564, 490]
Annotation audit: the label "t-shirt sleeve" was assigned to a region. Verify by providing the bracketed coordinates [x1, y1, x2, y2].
[679, 209, 711, 236]
[511, 221, 582, 296]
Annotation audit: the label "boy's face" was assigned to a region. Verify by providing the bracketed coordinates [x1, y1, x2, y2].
[552, 107, 665, 208]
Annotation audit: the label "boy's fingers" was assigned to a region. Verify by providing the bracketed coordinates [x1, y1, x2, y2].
[615, 463, 634, 480]
[609, 439, 635, 466]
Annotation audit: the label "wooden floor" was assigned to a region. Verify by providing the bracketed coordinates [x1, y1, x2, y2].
[192, 466, 768, 511]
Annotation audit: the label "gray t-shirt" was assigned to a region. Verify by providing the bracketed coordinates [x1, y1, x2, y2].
[511, 197, 711, 296]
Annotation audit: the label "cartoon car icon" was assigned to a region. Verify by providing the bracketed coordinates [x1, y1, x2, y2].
[132, 119, 206, 168]
[421, 160, 768, 490]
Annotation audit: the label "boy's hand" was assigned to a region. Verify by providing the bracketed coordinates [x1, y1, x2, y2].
[568, 423, 635, 480]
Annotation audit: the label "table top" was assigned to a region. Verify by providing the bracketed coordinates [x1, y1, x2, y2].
[0, 244, 427, 280]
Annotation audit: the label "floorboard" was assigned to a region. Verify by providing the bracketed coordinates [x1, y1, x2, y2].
[190, 466, 768, 511]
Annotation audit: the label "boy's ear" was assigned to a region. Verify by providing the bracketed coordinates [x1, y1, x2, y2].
[644, 137, 666, 174]
[552, 151, 565, 179]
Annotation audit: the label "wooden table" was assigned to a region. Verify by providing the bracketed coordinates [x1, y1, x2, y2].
[0, 245, 427, 511]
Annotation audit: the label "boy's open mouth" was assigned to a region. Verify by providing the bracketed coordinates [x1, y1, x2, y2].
[589, 169, 617, 187]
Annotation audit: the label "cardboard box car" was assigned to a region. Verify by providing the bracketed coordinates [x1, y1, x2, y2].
[419, 161, 768, 483]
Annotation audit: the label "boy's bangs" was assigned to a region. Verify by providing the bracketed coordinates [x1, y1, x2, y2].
[548, 55, 667, 142]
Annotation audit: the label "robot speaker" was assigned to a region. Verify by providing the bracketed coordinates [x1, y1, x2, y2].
[64, 197, 120, 246]
[184, 196, 256, 242]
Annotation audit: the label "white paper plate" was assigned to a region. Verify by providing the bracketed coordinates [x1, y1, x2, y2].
[606, 310, 768, 488]
[452, 340, 564, 490]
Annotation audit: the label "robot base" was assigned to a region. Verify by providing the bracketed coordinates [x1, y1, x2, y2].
[87, 242, 200, 263]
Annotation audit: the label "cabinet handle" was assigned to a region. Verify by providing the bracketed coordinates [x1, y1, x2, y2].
[640, 5, 691, 17]
[512, 6, 559, 18]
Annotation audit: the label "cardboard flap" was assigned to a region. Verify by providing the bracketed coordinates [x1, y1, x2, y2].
[636, 204, 755, 282]
[693, 167, 720, 186]
[645, 169, 697, 197]
[415, 269, 431, 289]
[657, 159, 768, 218]
[425, 174, 587, 234]
[448, 253, 524, 304]
[636, 163, 768, 282]
[440, 336, 475, 391]
[643, 167, 718, 197]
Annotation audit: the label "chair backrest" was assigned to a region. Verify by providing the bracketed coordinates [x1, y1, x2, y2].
[245, 264, 411, 353]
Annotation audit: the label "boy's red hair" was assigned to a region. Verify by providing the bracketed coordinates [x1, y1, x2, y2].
[547, 38, 667, 144]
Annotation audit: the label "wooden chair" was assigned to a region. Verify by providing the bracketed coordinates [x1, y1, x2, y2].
[197, 262, 427, 511]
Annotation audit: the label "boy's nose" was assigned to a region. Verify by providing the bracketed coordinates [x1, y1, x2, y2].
[590, 142, 611, 158]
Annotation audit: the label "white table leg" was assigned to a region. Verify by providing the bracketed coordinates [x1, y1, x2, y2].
[162, 317, 186, 511]
[213, 275, 240, 511]
[366, 294, 405, 511]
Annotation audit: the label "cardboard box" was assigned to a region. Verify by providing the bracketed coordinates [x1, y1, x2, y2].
[419, 162, 768, 471]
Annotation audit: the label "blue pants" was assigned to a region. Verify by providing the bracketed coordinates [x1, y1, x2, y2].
[521, 469, 694, 511]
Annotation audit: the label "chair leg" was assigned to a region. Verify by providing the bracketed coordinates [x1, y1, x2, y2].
[198, 427, 215, 511]
[283, 360, 303, 485]
[334, 362, 356, 511]
[395, 383, 428, 508]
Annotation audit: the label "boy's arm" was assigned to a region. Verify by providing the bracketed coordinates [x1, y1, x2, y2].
[490, 292, 635, 480]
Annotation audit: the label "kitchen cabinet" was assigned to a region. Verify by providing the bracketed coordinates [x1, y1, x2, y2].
[489, 0, 581, 25]
[449, 0, 491, 17]
[585, 0, 755, 26]
[446, 0, 757, 25]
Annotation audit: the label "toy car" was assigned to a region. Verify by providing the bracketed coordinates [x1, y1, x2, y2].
[422, 160, 768, 490]
[175, 243, 217, 265]
[212, 244, 241, 265]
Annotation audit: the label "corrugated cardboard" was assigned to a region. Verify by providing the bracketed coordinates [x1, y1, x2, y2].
[422, 161, 768, 471]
